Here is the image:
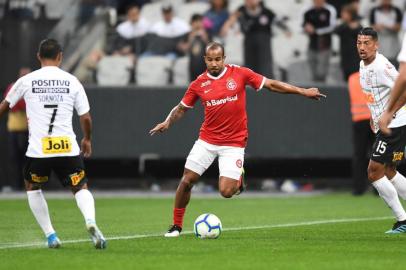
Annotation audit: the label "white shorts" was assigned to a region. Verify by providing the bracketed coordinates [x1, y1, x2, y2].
[185, 139, 245, 180]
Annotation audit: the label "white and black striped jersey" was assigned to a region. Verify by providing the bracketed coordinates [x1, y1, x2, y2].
[6, 66, 90, 158]
[359, 53, 406, 133]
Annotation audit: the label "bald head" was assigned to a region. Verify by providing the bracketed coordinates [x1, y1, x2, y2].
[205, 42, 225, 57]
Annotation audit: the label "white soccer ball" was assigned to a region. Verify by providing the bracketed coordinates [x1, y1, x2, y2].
[193, 213, 222, 239]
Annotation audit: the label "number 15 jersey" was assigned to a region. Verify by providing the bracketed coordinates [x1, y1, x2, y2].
[5, 66, 90, 158]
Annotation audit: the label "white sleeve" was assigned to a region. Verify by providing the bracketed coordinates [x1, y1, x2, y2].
[380, 60, 398, 88]
[74, 81, 90, 116]
[397, 35, 406, 63]
[5, 78, 28, 108]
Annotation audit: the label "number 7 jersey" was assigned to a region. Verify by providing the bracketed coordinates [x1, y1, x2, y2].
[5, 66, 90, 158]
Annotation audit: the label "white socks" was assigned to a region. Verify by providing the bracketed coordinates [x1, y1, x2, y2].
[27, 190, 55, 237]
[372, 176, 406, 221]
[75, 189, 96, 225]
[389, 172, 406, 200]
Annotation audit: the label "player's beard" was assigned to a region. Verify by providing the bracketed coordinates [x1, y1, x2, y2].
[209, 70, 220, 76]
[208, 67, 223, 77]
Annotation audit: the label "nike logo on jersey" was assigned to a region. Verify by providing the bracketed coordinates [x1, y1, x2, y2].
[372, 154, 381, 157]
[204, 89, 212, 94]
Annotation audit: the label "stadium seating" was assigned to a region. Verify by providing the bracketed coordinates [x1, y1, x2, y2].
[96, 55, 133, 86]
[140, 2, 164, 24]
[45, 0, 77, 19]
[173, 56, 189, 86]
[136, 56, 173, 86]
[177, 2, 210, 22]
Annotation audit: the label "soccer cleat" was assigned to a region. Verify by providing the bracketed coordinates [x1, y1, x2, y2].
[47, 233, 61, 248]
[86, 223, 107, 249]
[164, 224, 182, 237]
[385, 220, 406, 234]
[235, 168, 246, 195]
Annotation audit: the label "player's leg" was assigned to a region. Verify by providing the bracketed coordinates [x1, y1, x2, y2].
[218, 146, 245, 198]
[369, 129, 406, 233]
[56, 156, 106, 249]
[368, 160, 406, 221]
[165, 169, 200, 237]
[24, 158, 60, 248]
[385, 126, 406, 200]
[387, 164, 406, 200]
[73, 183, 106, 249]
[165, 140, 216, 237]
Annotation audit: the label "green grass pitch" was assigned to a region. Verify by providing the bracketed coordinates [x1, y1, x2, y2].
[1, 193, 406, 270]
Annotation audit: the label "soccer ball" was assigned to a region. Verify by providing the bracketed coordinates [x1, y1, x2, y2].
[193, 213, 222, 239]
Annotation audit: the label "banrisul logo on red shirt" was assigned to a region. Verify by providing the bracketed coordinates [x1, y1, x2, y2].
[226, 78, 237, 90]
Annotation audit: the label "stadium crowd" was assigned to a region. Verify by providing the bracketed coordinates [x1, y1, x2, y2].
[1, 0, 406, 86]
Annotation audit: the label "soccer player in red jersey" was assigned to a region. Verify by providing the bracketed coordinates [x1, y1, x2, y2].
[150, 42, 326, 237]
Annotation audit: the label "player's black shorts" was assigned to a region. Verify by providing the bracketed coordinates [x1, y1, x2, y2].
[23, 156, 88, 187]
[370, 126, 406, 165]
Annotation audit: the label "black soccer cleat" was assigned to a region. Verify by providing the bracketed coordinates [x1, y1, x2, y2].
[385, 220, 406, 234]
[164, 224, 182, 237]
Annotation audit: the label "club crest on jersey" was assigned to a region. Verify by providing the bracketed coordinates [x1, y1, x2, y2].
[259, 15, 268, 25]
[226, 78, 237, 90]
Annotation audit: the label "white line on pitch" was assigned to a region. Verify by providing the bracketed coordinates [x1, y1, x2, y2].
[0, 216, 393, 250]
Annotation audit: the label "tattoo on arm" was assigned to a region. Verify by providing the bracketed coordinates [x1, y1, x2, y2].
[165, 103, 188, 127]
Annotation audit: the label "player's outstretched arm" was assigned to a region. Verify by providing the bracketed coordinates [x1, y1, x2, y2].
[263, 79, 326, 100]
[149, 103, 189, 136]
[379, 63, 406, 135]
[79, 112, 92, 158]
[0, 99, 10, 119]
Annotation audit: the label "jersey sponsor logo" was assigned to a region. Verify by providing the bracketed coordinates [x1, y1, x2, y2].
[226, 78, 237, 90]
[393, 152, 404, 162]
[32, 80, 70, 87]
[206, 94, 238, 107]
[362, 90, 375, 104]
[30, 174, 49, 183]
[42, 136, 72, 154]
[236, 159, 243, 168]
[32, 88, 69, 94]
[201, 80, 211, 87]
[70, 170, 85, 186]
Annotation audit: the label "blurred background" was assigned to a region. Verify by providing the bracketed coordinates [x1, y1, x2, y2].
[1, 0, 405, 195]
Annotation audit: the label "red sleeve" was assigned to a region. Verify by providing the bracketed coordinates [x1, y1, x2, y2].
[240, 67, 266, 91]
[181, 82, 199, 108]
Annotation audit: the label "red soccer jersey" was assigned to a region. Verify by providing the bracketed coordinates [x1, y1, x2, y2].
[181, 64, 265, 147]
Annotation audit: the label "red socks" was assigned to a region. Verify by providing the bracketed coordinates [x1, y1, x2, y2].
[173, 208, 186, 228]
